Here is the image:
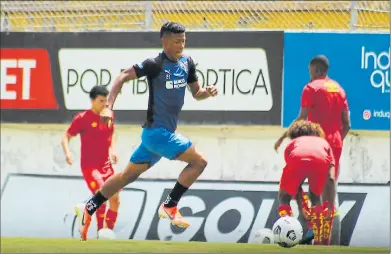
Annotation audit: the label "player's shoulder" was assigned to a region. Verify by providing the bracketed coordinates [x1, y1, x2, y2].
[180, 54, 193, 60]
[328, 78, 346, 93]
[134, 54, 163, 76]
[180, 54, 196, 64]
[178, 55, 196, 71]
[286, 137, 298, 148]
[138, 55, 161, 67]
[320, 78, 347, 97]
[304, 79, 319, 91]
[73, 110, 90, 120]
[326, 78, 343, 87]
[308, 78, 344, 91]
[307, 78, 325, 88]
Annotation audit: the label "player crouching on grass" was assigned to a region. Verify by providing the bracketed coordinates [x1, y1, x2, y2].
[277, 120, 336, 245]
[61, 85, 120, 238]
[275, 55, 350, 245]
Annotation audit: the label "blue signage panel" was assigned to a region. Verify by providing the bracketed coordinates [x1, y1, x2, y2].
[283, 32, 390, 131]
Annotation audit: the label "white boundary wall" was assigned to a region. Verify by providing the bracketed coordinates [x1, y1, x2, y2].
[1, 124, 389, 185]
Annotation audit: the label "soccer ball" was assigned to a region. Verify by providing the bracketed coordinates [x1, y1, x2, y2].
[272, 216, 303, 248]
[97, 228, 116, 240]
[249, 228, 275, 244]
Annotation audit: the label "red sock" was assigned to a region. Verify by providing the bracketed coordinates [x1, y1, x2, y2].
[301, 192, 312, 229]
[96, 203, 107, 231]
[310, 205, 325, 245]
[278, 204, 293, 217]
[322, 201, 335, 245]
[105, 209, 118, 230]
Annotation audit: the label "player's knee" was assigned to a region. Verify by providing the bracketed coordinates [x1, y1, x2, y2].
[199, 156, 208, 169]
[120, 163, 147, 184]
[111, 193, 120, 203]
[109, 194, 120, 209]
[194, 156, 208, 172]
[120, 170, 139, 185]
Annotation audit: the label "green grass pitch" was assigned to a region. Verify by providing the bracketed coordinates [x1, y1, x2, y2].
[1, 238, 389, 253]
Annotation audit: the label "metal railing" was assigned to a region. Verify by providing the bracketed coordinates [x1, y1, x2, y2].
[0, 1, 389, 32]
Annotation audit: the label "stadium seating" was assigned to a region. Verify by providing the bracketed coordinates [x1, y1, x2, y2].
[1, 1, 389, 32]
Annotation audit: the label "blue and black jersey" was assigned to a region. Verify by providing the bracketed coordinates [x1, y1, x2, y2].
[133, 52, 198, 132]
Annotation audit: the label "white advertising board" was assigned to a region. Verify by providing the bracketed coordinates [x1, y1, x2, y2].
[58, 48, 273, 111]
[1, 174, 389, 248]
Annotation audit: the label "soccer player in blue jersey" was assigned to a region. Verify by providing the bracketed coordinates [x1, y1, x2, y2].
[75, 22, 218, 241]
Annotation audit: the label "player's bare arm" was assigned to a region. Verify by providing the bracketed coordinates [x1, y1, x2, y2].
[274, 107, 309, 151]
[186, 55, 217, 100]
[324, 164, 336, 218]
[188, 81, 218, 100]
[341, 110, 351, 139]
[63, 112, 84, 166]
[110, 131, 118, 164]
[108, 67, 138, 110]
[61, 133, 74, 165]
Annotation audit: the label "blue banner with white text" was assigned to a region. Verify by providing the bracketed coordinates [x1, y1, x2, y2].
[282, 32, 390, 131]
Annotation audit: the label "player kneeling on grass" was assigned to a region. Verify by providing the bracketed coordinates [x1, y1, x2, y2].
[277, 120, 336, 245]
[61, 85, 120, 237]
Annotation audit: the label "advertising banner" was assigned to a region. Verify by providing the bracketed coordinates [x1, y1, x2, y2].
[0, 48, 58, 109]
[59, 48, 273, 112]
[282, 32, 390, 131]
[0, 32, 283, 125]
[1, 174, 389, 247]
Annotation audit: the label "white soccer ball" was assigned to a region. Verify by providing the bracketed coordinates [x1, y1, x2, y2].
[97, 228, 116, 240]
[272, 216, 303, 248]
[249, 228, 275, 244]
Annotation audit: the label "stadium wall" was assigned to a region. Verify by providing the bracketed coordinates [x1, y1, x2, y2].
[0, 124, 389, 185]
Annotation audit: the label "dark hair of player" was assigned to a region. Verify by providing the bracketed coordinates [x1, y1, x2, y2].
[287, 120, 326, 139]
[89, 85, 109, 100]
[310, 55, 329, 76]
[160, 22, 186, 38]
